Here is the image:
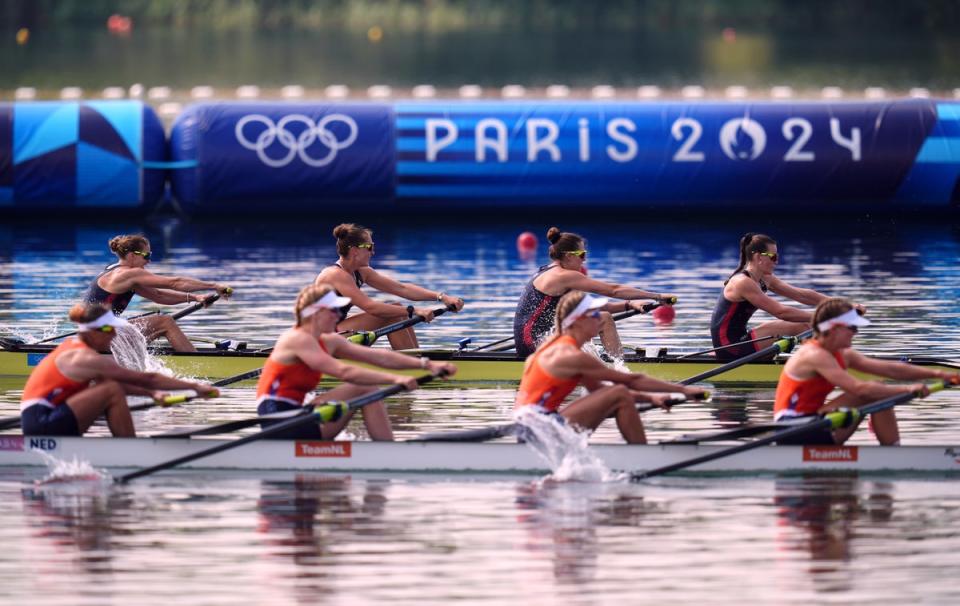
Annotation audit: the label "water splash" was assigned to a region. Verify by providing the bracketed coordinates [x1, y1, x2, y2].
[31, 448, 110, 485]
[110, 322, 174, 375]
[513, 407, 623, 483]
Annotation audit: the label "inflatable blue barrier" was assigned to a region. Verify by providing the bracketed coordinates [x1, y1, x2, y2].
[168, 99, 960, 212]
[6, 99, 960, 214]
[0, 101, 165, 211]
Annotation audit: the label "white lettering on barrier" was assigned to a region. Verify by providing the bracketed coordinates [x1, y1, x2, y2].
[526, 119, 561, 162]
[418, 115, 865, 164]
[426, 119, 458, 162]
[476, 118, 507, 162]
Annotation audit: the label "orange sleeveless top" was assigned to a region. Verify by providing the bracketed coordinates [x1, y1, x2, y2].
[773, 341, 846, 418]
[515, 335, 582, 412]
[21, 338, 91, 410]
[255, 339, 329, 405]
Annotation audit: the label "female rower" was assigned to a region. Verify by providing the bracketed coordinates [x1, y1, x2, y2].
[513, 227, 674, 359]
[314, 224, 465, 350]
[83, 234, 232, 352]
[514, 291, 706, 444]
[710, 232, 859, 362]
[773, 298, 958, 445]
[20, 304, 218, 437]
[255, 284, 457, 440]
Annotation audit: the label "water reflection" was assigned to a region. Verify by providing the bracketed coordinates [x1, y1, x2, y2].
[773, 474, 894, 587]
[20, 482, 127, 575]
[514, 480, 660, 584]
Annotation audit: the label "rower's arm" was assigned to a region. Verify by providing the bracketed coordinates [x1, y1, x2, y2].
[133, 285, 195, 305]
[738, 279, 811, 323]
[323, 335, 457, 377]
[363, 268, 447, 302]
[130, 269, 226, 295]
[846, 350, 959, 382]
[560, 272, 661, 300]
[67, 351, 216, 394]
[316, 272, 408, 320]
[766, 275, 828, 306]
[301, 336, 413, 386]
[813, 351, 916, 403]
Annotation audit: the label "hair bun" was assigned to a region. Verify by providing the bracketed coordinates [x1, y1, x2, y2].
[333, 224, 351, 239]
[546, 227, 562, 244]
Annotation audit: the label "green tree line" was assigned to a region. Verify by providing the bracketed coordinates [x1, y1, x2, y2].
[3, 0, 960, 33]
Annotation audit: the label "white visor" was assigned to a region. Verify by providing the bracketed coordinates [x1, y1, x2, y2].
[78, 311, 131, 332]
[561, 294, 610, 329]
[817, 308, 870, 333]
[300, 290, 352, 319]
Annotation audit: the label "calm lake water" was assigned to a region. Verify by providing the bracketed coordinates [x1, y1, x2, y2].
[1, 216, 960, 604]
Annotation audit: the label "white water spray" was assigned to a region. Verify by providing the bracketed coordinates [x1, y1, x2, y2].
[513, 407, 623, 483]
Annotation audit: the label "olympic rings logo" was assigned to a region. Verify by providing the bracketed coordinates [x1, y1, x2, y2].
[234, 113, 359, 168]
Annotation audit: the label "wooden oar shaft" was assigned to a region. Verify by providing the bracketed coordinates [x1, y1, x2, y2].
[115, 372, 444, 483]
[630, 381, 948, 481]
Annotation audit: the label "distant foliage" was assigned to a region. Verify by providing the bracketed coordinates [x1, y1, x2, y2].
[3, 0, 960, 32]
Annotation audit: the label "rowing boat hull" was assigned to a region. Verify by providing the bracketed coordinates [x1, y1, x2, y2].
[2, 435, 958, 474]
[2, 346, 957, 385]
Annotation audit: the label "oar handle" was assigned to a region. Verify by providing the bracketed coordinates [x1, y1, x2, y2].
[171, 293, 220, 320]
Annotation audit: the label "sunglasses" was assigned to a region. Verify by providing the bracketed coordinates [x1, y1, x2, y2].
[355, 243, 374, 251]
[132, 250, 152, 261]
[566, 250, 587, 258]
[758, 252, 779, 263]
[844, 325, 858, 334]
[585, 310, 602, 320]
[94, 325, 116, 333]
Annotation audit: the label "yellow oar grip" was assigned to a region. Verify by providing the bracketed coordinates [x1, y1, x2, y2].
[314, 402, 350, 423]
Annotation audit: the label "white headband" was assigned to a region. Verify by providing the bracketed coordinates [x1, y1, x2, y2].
[78, 311, 130, 332]
[300, 290, 352, 319]
[561, 294, 609, 329]
[817, 308, 870, 333]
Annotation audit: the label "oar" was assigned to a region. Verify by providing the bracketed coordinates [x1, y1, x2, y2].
[114, 371, 446, 484]
[676, 328, 813, 385]
[152, 408, 312, 438]
[677, 334, 779, 359]
[485, 300, 669, 353]
[0, 391, 214, 432]
[630, 379, 954, 481]
[346, 306, 450, 346]
[413, 392, 707, 443]
[34, 293, 222, 344]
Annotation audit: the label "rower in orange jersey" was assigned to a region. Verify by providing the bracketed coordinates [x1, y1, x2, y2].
[773, 297, 960, 445]
[255, 284, 457, 440]
[83, 234, 233, 352]
[20, 304, 218, 437]
[314, 223, 465, 350]
[513, 291, 706, 444]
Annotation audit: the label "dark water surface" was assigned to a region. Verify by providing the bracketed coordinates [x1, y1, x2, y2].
[1, 216, 960, 603]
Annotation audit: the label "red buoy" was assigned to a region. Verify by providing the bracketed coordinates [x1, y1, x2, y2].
[652, 304, 676, 325]
[516, 231, 538, 252]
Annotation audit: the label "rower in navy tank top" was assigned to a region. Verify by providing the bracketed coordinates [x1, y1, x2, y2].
[83, 263, 136, 314]
[510, 227, 673, 359]
[81, 234, 232, 352]
[514, 264, 566, 358]
[709, 232, 862, 362]
[314, 223, 465, 351]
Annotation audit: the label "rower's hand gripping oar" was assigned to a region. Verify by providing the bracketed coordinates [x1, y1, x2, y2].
[485, 299, 671, 353]
[630, 378, 957, 481]
[33, 293, 225, 345]
[114, 370, 449, 484]
[346, 305, 453, 346]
